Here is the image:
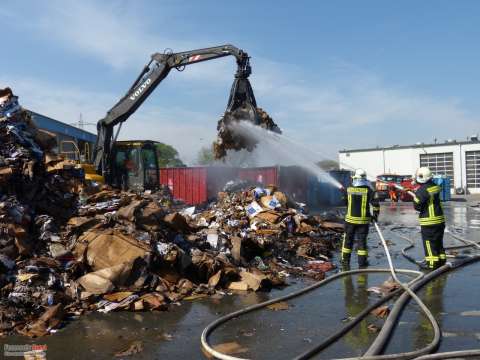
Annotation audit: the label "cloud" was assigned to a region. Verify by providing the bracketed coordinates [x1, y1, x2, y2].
[8, 0, 235, 85]
[0, 76, 112, 125]
[118, 106, 218, 164]
[30, 1, 169, 69]
[0, 75, 216, 164]
[251, 59, 478, 157]
[2, 1, 478, 165]
[3, 54, 478, 166]
[0, 7, 14, 19]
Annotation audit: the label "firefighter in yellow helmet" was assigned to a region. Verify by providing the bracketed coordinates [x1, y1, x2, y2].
[413, 167, 446, 270]
[342, 169, 380, 268]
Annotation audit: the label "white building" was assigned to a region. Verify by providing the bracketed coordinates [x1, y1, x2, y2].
[338, 137, 480, 194]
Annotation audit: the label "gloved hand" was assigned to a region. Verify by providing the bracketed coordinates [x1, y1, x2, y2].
[371, 211, 379, 223]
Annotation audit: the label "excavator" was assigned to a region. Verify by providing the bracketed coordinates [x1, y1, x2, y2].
[80, 44, 261, 191]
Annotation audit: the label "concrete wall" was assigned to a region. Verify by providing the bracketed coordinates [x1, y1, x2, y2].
[383, 148, 417, 175]
[339, 142, 480, 194]
[338, 149, 384, 181]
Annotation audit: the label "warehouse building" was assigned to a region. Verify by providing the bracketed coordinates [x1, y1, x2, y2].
[338, 136, 480, 194]
[28, 111, 97, 162]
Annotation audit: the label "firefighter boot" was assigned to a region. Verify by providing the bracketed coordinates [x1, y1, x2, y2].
[341, 254, 351, 271]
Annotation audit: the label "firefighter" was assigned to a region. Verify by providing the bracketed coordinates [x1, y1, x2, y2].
[388, 183, 398, 203]
[342, 169, 380, 268]
[413, 167, 446, 270]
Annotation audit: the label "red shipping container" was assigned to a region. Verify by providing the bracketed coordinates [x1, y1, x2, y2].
[237, 167, 278, 186]
[160, 167, 208, 205]
[160, 166, 311, 206]
[159, 167, 238, 205]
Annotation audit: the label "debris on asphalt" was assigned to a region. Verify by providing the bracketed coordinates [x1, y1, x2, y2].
[367, 324, 380, 333]
[371, 305, 390, 318]
[207, 341, 249, 358]
[267, 301, 290, 311]
[114, 340, 144, 357]
[367, 278, 400, 296]
[0, 89, 343, 337]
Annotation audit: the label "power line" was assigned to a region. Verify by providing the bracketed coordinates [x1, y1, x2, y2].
[69, 113, 95, 130]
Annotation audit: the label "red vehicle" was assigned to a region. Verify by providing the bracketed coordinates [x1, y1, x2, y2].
[399, 177, 420, 201]
[376, 174, 416, 202]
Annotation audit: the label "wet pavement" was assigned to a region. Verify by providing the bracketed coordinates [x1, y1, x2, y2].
[1, 198, 480, 359]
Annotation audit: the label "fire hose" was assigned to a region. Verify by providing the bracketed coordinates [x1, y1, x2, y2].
[201, 268, 424, 360]
[201, 223, 480, 360]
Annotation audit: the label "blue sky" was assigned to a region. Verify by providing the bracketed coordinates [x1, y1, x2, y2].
[1, 0, 479, 163]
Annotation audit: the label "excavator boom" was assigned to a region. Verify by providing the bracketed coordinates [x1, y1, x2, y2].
[93, 44, 259, 181]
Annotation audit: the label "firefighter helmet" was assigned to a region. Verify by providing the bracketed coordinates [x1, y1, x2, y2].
[353, 168, 367, 180]
[416, 167, 432, 184]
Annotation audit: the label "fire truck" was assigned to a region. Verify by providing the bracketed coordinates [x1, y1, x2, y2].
[375, 174, 419, 202]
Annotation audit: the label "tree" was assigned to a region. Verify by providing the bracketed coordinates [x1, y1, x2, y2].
[317, 159, 339, 171]
[196, 145, 215, 165]
[155, 143, 185, 168]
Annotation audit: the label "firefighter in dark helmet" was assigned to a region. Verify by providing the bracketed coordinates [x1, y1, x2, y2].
[413, 167, 446, 270]
[342, 169, 380, 268]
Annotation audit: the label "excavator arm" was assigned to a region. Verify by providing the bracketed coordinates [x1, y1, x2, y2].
[93, 44, 259, 179]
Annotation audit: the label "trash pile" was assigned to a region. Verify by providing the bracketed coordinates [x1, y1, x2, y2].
[0, 89, 343, 337]
[213, 107, 281, 159]
[0, 88, 87, 336]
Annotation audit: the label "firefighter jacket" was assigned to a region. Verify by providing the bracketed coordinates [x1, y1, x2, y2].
[344, 185, 380, 225]
[414, 180, 445, 226]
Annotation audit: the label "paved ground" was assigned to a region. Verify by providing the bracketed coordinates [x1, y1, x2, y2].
[1, 200, 479, 359]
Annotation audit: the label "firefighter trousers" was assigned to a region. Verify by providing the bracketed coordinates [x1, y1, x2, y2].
[342, 223, 369, 267]
[420, 223, 446, 269]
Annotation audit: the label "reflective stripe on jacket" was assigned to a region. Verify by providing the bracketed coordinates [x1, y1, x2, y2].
[345, 185, 380, 225]
[414, 181, 445, 226]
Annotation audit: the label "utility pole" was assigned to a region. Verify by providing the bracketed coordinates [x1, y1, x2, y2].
[70, 113, 95, 130]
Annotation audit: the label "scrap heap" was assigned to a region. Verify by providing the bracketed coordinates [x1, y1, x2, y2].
[0, 89, 343, 337]
[0, 88, 85, 336]
[213, 107, 281, 159]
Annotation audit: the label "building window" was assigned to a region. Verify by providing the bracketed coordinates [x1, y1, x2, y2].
[466, 151, 480, 189]
[419, 152, 454, 186]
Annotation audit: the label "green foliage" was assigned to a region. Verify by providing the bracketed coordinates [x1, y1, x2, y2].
[155, 142, 185, 168]
[196, 145, 215, 165]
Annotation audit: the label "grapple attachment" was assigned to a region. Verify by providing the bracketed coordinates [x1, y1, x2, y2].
[214, 76, 280, 159]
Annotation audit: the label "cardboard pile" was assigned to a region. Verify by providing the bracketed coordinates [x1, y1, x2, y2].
[190, 185, 342, 276]
[0, 88, 86, 336]
[0, 89, 343, 337]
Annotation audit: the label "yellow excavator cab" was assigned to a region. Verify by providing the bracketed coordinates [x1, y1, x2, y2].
[110, 140, 159, 191]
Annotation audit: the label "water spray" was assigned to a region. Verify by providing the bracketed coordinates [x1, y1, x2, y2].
[229, 121, 344, 189]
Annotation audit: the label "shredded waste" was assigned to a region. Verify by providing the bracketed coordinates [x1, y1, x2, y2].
[213, 107, 281, 159]
[0, 90, 343, 337]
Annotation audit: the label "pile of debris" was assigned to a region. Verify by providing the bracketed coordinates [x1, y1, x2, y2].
[213, 107, 281, 159]
[0, 89, 343, 337]
[0, 88, 85, 336]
